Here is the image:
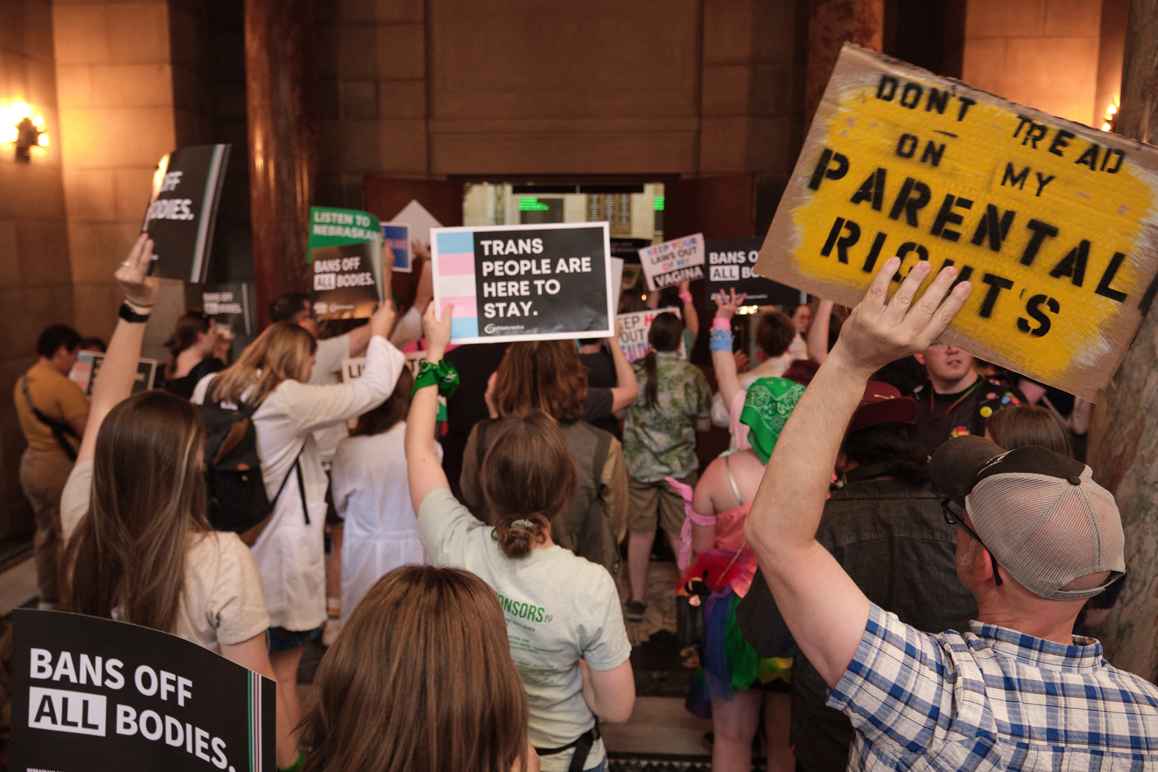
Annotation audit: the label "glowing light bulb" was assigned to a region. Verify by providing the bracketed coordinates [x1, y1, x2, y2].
[36, 132, 49, 148]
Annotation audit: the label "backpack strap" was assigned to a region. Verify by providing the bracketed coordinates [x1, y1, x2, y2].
[20, 376, 79, 462]
[271, 444, 310, 526]
[592, 426, 611, 496]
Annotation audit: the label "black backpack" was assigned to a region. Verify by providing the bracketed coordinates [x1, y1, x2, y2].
[200, 400, 307, 545]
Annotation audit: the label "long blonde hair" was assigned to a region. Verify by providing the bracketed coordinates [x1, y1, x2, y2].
[207, 322, 316, 406]
[301, 566, 532, 772]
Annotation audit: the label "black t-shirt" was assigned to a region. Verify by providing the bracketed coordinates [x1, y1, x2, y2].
[580, 349, 620, 437]
[163, 357, 225, 401]
[912, 376, 1022, 459]
[580, 349, 616, 389]
[441, 343, 509, 495]
[738, 476, 976, 772]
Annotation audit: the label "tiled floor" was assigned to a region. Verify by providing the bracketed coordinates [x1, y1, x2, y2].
[604, 695, 710, 757]
[0, 557, 37, 614]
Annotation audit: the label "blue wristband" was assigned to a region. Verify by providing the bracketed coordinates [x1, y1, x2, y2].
[709, 328, 733, 353]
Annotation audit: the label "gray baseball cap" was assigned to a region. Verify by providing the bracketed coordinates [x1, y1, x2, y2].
[930, 436, 1125, 601]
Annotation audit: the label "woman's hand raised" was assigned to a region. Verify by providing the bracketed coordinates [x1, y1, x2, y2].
[115, 234, 160, 308]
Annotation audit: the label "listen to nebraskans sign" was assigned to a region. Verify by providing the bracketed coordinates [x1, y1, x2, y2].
[756, 44, 1158, 401]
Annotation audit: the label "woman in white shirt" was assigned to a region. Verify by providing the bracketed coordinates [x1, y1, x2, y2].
[331, 366, 440, 624]
[192, 298, 404, 758]
[406, 305, 635, 772]
[59, 235, 295, 768]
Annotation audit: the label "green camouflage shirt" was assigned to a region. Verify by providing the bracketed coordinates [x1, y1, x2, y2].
[624, 352, 711, 483]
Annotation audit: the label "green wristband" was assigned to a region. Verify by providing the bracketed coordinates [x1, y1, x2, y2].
[278, 752, 305, 772]
[410, 359, 461, 399]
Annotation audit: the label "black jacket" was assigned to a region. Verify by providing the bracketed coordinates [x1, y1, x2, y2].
[738, 474, 977, 771]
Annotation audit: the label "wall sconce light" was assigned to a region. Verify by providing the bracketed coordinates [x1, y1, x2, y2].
[3, 101, 49, 162]
[1100, 98, 1120, 133]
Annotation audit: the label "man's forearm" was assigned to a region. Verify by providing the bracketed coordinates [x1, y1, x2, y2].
[746, 353, 869, 559]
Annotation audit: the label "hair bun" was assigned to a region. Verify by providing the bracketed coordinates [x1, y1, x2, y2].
[497, 526, 533, 559]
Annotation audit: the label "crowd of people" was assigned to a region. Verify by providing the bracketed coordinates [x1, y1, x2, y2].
[12, 234, 1157, 771]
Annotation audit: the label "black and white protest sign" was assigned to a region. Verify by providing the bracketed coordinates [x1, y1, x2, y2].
[10, 609, 275, 772]
[638, 234, 705, 290]
[432, 222, 613, 343]
[202, 282, 255, 339]
[706, 238, 806, 308]
[341, 357, 365, 382]
[143, 145, 230, 284]
[311, 242, 383, 320]
[69, 352, 158, 397]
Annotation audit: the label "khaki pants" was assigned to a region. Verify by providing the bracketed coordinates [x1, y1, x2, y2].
[628, 475, 696, 542]
[19, 450, 73, 605]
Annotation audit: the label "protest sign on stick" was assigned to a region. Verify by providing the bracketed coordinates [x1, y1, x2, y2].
[706, 238, 805, 308]
[307, 206, 384, 321]
[756, 44, 1158, 401]
[10, 609, 276, 772]
[143, 145, 230, 284]
[617, 307, 682, 363]
[431, 222, 613, 344]
[638, 234, 705, 291]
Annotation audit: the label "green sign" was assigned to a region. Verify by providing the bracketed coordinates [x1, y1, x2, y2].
[518, 196, 551, 212]
[307, 206, 381, 257]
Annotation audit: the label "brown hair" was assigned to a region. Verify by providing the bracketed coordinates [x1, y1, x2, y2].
[352, 367, 414, 437]
[756, 309, 795, 358]
[301, 566, 531, 772]
[207, 322, 316, 407]
[63, 391, 208, 633]
[480, 413, 577, 558]
[165, 310, 211, 359]
[987, 405, 1072, 456]
[643, 312, 683, 406]
[491, 341, 588, 423]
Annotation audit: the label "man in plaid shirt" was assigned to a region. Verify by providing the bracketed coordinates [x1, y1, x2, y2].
[745, 257, 1158, 770]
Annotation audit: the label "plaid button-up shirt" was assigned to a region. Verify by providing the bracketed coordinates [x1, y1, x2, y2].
[828, 604, 1158, 770]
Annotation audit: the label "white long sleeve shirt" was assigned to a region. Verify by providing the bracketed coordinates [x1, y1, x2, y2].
[193, 335, 405, 630]
[309, 334, 353, 466]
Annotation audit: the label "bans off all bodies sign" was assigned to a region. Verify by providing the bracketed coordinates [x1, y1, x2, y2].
[11, 610, 274, 771]
[757, 45, 1158, 401]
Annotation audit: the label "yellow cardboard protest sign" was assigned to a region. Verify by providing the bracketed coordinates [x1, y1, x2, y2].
[757, 45, 1158, 401]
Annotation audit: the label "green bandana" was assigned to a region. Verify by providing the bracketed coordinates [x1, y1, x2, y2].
[740, 377, 805, 464]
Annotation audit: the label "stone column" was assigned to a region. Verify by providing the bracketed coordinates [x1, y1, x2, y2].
[805, 0, 884, 127]
[1087, 0, 1158, 684]
[245, 0, 315, 324]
